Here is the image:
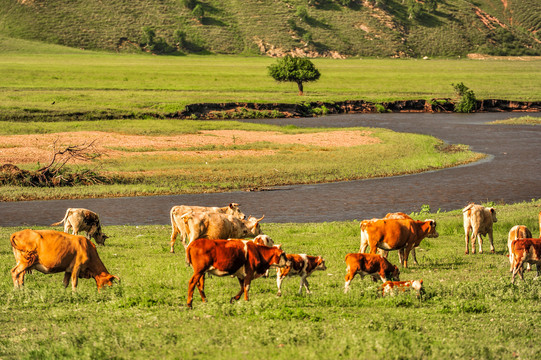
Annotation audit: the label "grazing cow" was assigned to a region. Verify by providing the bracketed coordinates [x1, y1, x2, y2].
[510, 238, 541, 284]
[380, 280, 424, 297]
[276, 254, 326, 296]
[507, 225, 533, 271]
[169, 203, 245, 252]
[359, 218, 438, 268]
[185, 238, 289, 308]
[10, 229, 118, 291]
[51, 208, 108, 245]
[181, 212, 264, 247]
[463, 203, 497, 254]
[344, 253, 400, 293]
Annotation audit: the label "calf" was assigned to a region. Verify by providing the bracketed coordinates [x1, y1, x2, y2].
[10, 229, 118, 291]
[185, 238, 289, 308]
[276, 254, 326, 296]
[510, 238, 541, 284]
[51, 208, 108, 245]
[463, 203, 497, 254]
[507, 225, 533, 271]
[344, 253, 400, 293]
[380, 280, 424, 297]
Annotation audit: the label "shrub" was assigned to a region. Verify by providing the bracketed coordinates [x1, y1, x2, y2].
[452, 82, 477, 113]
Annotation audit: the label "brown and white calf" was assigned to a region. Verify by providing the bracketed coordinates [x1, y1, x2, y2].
[507, 225, 533, 271]
[380, 280, 424, 297]
[510, 238, 541, 284]
[344, 253, 400, 293]
[276, 254, 326, 296]
[51, 208, 108, 245]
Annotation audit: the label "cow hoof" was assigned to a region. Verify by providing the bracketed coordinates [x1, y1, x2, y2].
[491, 250, 495, 254]
[276, 292, 282, 297]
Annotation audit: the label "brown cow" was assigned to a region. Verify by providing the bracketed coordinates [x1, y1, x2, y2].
[185, 238, 289, 308]
[10, 229, 118, 291]
[463, 203, 497, 254]
[359, 218, 438, 268]
[344, 253, 400, 293]
[380, 280, 424, 297]
[507, 225, 533, 271]
[365, 212, 424, 265]
[51, 208, 108, 245]
[181, 212, 264, 246]
[510, 238, 541, 284]
[276, 254, 326, 296]
[169, 203, 245, 252]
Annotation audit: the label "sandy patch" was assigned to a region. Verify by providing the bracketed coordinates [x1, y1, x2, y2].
[0, 130, 380, 165]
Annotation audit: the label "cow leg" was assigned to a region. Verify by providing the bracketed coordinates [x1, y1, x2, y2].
[11, 263, 27, 288]
[63, 272, 71, 288]
[379, 249, 389, 258]
[488, 230, 495, 253]
[196, 275, 207, 303]
[276, 272, 284, 297]
[231, 278, 245, 303]
[411, 248, 418, 265]
[187, 272, 204, 308]
[403, 245, 415, 268]
[398, 249, 405, 267]
[170, 225, 179, 253]
[477, 233, 484, 254]
[359, 236, 368, 253]
[464, 228, 470, 254]
[300, 276, 311, 295]
[344, 270, 356, 293]
[70, 266, 81, 291]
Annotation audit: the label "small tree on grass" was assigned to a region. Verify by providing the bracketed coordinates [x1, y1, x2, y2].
[268, 55, 321, 95]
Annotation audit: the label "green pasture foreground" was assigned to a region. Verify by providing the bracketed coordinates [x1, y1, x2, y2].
[1, 47, 541, 119]
[1, 200, 540, 359]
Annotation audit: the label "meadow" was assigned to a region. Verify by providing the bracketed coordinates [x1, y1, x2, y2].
[0, 200, 540, 359]
[1, 37, 541, 121]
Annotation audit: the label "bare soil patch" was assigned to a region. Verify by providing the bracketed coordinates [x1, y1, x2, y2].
[0, 130, 380, 165]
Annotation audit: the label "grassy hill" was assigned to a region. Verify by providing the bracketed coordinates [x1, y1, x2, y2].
[0, 0, 539, 57]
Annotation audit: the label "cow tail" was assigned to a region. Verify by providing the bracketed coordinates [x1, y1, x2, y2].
[51, 208, 70, 226]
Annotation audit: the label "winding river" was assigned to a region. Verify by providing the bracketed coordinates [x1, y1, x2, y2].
[1, 112, 540, 226]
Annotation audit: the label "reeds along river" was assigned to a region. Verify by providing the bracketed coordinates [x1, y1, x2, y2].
[1, 112, 540, 227]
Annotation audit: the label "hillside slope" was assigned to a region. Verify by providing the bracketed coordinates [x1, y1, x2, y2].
[0, 0, 539, 57]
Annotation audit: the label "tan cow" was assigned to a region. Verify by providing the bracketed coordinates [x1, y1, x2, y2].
[181, 212, 264, 246]
[276, 254, 326, 296]
[359, 218, 438, 268]
[507, 225, 533, 271]
[344, 253, 400, 293]
[51, 208, 108, 245]
[10, 229, 118, 291]
[169, 203, 245, 252]
[185, 238, 289, 307]
[463, 203, 497, 254]
[510, 238, 541, 284]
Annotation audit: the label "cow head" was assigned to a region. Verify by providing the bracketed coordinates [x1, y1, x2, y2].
[95, 273, 120, 290]
[315, 256, 327, 271]
[387, 265, 400, 282]
[93, 230, 108, 246]
[269, 247, 290, 268]
[489, 207, 497, 223]
[424, 219, 439, 238]
[228, 203, 246, 220]
[245, 215, 264, 237]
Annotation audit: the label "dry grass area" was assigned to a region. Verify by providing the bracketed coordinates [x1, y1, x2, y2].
[0, 130, 380, 165]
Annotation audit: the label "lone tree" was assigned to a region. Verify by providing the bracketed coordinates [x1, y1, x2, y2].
[268, 55, 321, 95]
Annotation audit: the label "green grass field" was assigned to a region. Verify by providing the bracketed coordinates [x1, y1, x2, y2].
[1, 40, 540, 121]
[0, 200, 540, 359]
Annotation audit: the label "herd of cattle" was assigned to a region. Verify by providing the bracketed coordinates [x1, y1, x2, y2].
[8, 203, 541, 308]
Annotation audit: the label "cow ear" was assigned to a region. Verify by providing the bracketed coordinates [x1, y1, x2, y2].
[490, 208, 495, 214]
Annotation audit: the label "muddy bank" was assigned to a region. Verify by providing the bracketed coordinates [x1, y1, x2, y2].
[174, 99, 541, 119]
